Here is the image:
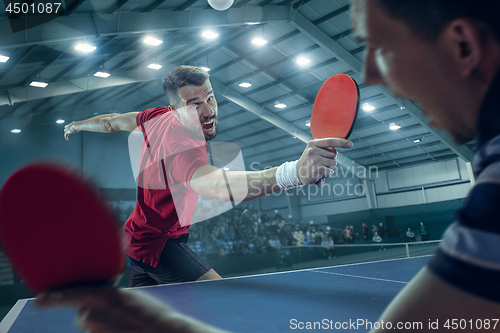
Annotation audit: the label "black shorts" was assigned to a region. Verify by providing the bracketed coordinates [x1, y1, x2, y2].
[128, 234, 212, 287]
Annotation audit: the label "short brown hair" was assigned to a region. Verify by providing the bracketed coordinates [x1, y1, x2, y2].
[162, 66, 210, 107]
[377, 0, 500, 41]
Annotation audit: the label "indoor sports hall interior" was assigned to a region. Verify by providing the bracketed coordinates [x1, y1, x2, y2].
[0, 0, 476, 331]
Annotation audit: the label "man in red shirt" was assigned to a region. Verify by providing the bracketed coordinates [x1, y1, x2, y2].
[64, 66, 353, 287]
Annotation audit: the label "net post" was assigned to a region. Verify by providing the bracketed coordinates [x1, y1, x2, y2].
[406, 243, 410, 258]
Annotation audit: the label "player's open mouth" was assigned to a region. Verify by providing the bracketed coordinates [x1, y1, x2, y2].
[202, 119, 215, 130]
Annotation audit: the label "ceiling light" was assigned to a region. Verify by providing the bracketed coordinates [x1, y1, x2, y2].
[238, 82, 252, 88]
[75, 43, 96, 53]
[252, 37, 268, 46]
[246, 22, 260, 25]
[389, 122, 401, 130]
[296, 56, 311, 66]
[222, 167, 230, 171]
[147, 63, 162, 70]
[208, 0, 234, 11]
[305, 120, 311, 127]
[400, 105, 406, 109]
[274, 101, 286, 109]
[94, 71, 110, 78]
[29, 81, 48, 88]
[0, 55, 9, 62]
[202, 30, 219, 39]
[362, 103, 375, 112]
[201, 67, 210, 72]
[413, 138, 421, 143]
[56, 119, 65, 124]
[143, 36, 163, 46]
[11, 129, 21, 133]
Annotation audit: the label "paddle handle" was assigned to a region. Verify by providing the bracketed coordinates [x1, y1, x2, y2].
[315, 177, 324, 186]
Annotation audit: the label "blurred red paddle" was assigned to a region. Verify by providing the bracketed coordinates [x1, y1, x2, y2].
[0, 163, 123, 293]
[310, 74, 360, 184]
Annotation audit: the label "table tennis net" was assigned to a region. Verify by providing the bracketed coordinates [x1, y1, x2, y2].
[274, 240, 441, 268]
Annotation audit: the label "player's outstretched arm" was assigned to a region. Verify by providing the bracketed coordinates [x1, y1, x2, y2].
[370, 267, 500, 333]
[64, 112, 140, 141]
[35, 286, 231, 333]
[190, 138, 352, 202]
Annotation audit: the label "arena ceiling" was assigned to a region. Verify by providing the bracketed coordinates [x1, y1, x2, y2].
[0, 0, 475, 175]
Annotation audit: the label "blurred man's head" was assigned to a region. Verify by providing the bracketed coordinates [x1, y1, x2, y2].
[163, 66, 218, 141]
[351, 0, 500, 144]
[375, 0, 500, 42]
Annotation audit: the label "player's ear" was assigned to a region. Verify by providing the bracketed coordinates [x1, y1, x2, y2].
[443, 18, 484, 77]
[169, 105, 179, 117]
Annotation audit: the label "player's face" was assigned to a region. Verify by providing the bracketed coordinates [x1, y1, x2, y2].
[351, 0, 475, 143]
[176, 79, 218, 141]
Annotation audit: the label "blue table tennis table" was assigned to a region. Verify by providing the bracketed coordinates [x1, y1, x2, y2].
[0, 256, 431, 333]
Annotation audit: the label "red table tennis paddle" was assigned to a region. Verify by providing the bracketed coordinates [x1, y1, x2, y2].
[0, 163, 124, 293]
[310, 74, 360, 184]
[311, 73, 360, 140]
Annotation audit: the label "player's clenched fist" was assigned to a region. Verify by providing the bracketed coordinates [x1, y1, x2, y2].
[296, 138, 353, 185]
[64, 122, 80, 141]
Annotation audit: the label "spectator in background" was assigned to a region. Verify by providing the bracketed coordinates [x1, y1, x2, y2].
[406, 228, 416, 242]
[350, 225, 358, 243]
[293, 229, 304, 246]
[362, 223, 369, 241]
[378, 223, 387, 239]
[278, 223, 292, 247]
[314, 231, 323, 245]
[373, 232, 384, 251]
[321, 235, 335, 259]
[419, 222, 428, 241]
[327, 228, 338, 244]
[371, 224, 378, 239]
[342, 225, 352, 243]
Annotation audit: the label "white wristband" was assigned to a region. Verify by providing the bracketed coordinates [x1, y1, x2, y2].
[276, 160, 303, 189]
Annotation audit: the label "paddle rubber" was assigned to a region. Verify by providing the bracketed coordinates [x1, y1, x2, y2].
[311, 74, 360, 140]
[0, 163, 123, 293]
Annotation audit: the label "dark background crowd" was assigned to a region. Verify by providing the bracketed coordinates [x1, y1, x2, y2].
[187, 206, 330, 259]
[109, 203, 429, 260]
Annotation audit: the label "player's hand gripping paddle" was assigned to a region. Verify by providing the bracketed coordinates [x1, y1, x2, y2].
[310, 74, 360, 184]
[0, 163, 124, 293]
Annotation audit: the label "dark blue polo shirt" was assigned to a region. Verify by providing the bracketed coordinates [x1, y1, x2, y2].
[427, 70, 500, 303]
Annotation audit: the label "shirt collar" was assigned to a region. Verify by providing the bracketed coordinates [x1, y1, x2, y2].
[475, 69, 500, 151]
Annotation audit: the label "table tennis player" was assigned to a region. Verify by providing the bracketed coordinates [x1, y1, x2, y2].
[63, 65, 353, 288]
[38, 0, 500, 332]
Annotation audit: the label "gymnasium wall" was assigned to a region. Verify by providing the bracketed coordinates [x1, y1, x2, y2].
[0, 114, 136, 190]
[258, 157, 473, 236]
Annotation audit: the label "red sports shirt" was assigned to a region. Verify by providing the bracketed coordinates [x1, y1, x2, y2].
[123, 107, 208, 267]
